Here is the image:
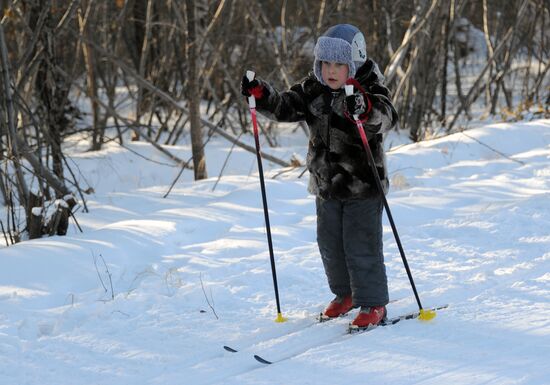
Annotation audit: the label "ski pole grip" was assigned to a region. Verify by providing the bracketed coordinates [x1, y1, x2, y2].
[246, 70, 256, 108]
[344, 84, 359, 120]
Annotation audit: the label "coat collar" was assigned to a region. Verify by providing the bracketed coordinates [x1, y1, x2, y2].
[354, 58, 385, 85]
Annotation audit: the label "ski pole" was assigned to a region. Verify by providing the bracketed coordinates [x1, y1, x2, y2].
[246, 70, 287, 323]
[344, 84, 436, 321]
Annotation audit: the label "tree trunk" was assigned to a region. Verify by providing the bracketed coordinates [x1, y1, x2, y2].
[35, 2, 72, 187]
[185, 0, 207, 180]
[28, 192, 43, 240]
[0, 23, 29, 208]
[78, 3, 102, 151]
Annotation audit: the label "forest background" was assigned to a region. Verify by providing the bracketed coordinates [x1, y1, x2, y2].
[0, 0, 549, 244]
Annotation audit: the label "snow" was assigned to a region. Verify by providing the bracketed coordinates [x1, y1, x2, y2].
[1, 119, 549, 384]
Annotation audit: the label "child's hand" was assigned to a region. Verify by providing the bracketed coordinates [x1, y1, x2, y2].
[241, 75, 264, 99]
[345, 93, 367, 117]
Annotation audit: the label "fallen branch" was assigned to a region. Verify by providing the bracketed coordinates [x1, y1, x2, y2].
[212, 131, 243, 191]
[200, 272, 219, 320]
[460, 131, 525, 165]
[71, 30, 292, 168]
[163, 125, 217, 198]
[92, 251, 115, 301]
[53, 64, 191, 168]
[206, 120, 290, 167]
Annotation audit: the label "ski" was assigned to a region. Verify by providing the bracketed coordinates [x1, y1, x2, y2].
[223, 345, 238, 353]
[222, 310, 347, 355]
[224, 346, 276, 364]
[222, 298, 425, 364]
[252, 305, 449, 365]
[348, 305, 449, 334]
[222, 319, 322, 356]
[253, 354, 272, 364]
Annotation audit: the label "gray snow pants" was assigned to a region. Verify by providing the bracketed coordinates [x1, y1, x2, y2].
[316, 196, 389, 307]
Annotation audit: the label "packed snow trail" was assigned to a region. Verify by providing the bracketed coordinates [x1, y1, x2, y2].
[0, 120, 548, 384]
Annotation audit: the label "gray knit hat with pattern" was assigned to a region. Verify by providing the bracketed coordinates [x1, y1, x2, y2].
[313, 24, 367, 85]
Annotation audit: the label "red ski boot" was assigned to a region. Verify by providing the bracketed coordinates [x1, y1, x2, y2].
[350, 306, 386, 330]
[320, 295, 353, 321]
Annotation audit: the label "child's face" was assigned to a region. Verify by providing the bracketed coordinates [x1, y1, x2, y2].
[321, 61, 349, 90]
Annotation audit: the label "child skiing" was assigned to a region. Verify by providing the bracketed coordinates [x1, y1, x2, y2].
[241, 24, 398, 328]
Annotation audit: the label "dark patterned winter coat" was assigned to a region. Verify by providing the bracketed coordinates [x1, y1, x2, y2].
[255, 58, 398, 200]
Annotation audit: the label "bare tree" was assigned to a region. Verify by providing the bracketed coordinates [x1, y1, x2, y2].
[0, 0, 548, 244]
[186, 0, 207, 180]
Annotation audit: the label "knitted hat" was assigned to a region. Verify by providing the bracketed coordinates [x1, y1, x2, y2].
[313, 24, 367, 85]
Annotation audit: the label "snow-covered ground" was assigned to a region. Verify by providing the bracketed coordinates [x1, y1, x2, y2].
[0, 119, 549, 385]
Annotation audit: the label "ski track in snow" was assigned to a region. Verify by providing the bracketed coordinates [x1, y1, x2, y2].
[0, 120, 549, 384]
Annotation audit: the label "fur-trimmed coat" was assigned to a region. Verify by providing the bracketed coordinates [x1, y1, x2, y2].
[255, 58, 398, 200]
